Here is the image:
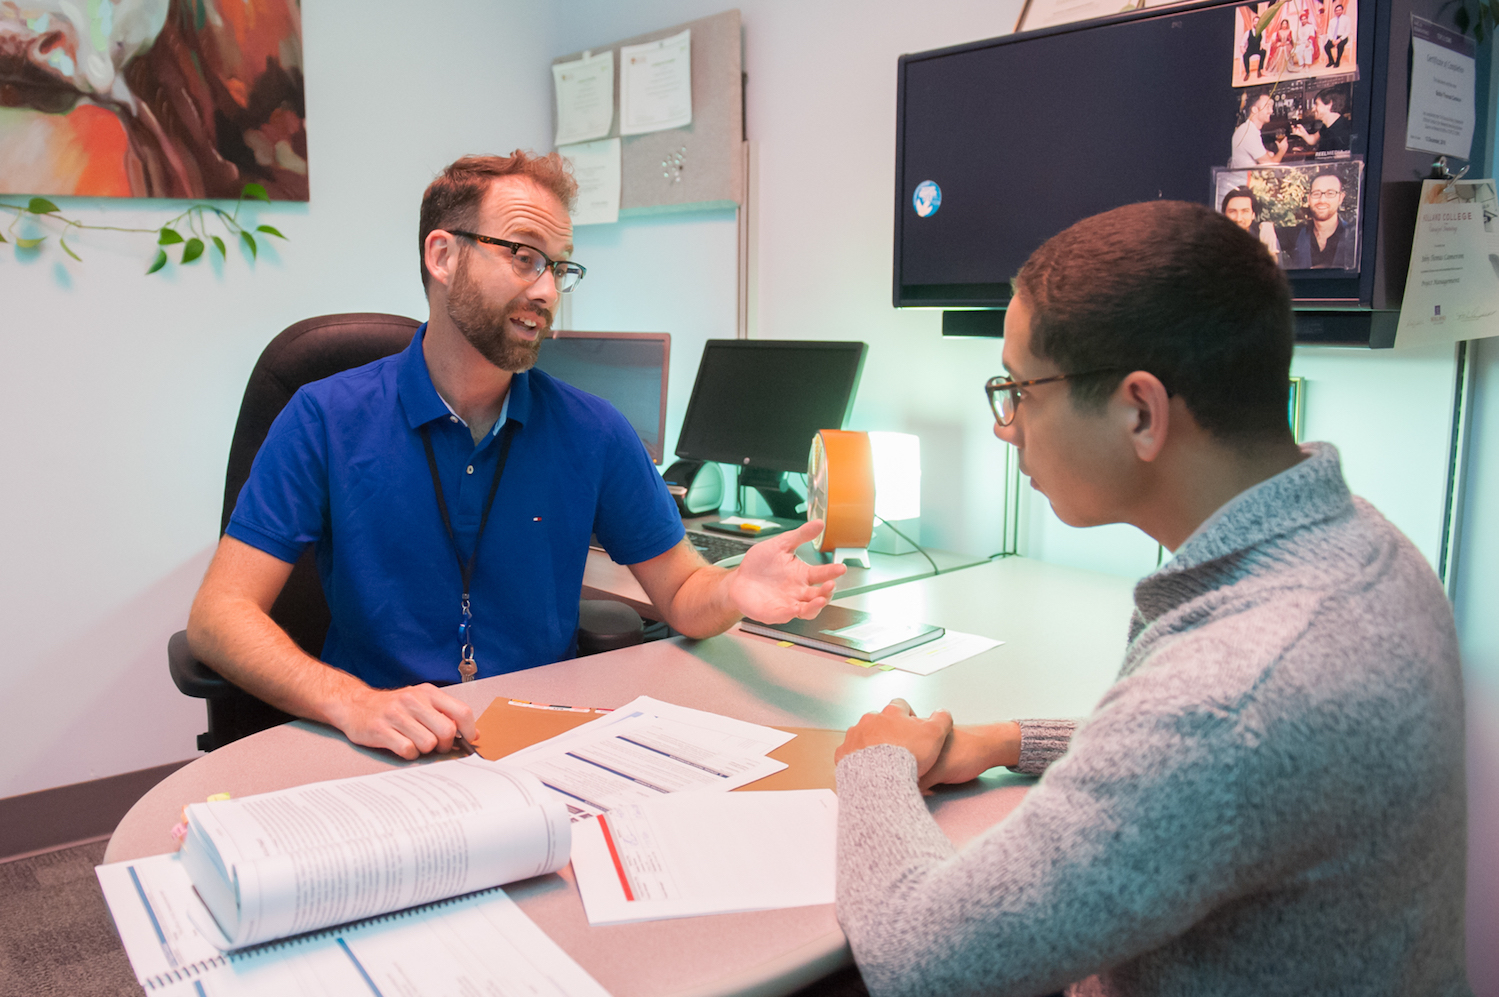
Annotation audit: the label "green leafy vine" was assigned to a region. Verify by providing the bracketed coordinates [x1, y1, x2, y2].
[0, 182, 286, 275]
[1442, 0, 1499, 40]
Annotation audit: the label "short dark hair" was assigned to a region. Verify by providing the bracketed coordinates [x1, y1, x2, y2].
[1311, 168, 1345, 189]
[1315, 87, 1348, 115]
[418, 151, 578, 293]
[1221, 186, 1259, 215]
[1012, 201, 1293, 443]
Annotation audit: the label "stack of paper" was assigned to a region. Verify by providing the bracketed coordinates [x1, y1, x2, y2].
[570, 789, 838, 925]
[504, 695, 794, 820]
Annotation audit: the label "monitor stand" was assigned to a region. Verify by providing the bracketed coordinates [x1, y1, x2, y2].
[737, 467, 805, 519]
[699, 467, 805, 538]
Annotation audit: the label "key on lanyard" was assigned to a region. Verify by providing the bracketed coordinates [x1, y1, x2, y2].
[458, 598, 478, 682]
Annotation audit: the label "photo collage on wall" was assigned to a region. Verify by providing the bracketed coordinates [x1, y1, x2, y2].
[1217, 0, 1363, 272]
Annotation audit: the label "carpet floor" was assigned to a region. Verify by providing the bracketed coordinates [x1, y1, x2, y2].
[0, 839, 140, 997]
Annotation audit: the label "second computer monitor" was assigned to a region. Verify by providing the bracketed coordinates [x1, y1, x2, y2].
[674, 339, 868, 474]
[533, 331, 670, 464]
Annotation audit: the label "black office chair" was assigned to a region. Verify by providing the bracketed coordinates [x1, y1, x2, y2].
[170, 312, 644, 752]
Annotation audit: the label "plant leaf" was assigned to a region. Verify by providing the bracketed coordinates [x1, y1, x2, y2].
[59, 236, 81, 261]
[15, 236, 45, 249]
[158, 227, 184, 245]
[146, 249, 169, 274]
[211, 234, 226, 258]
[0, 231, 8, 243]
[255, 224, 286, 240]
[242, 182, 270, 202]
[241, 230, 258, 259]
[182, 237, 204, 263]
[1255, 1, 1287, 35]
[26, 197, 60, 214]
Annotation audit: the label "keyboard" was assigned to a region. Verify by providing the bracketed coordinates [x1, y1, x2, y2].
[686, 530, 756, 564]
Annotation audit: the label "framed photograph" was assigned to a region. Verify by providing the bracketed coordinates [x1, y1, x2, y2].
[1228, 79, 1354, 168]
[1233, 0, 1358, 88]
[1212, 159, 1364, 272]
[0, 0, 307, 200]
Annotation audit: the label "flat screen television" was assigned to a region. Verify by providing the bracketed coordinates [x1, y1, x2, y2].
[894, 0, 1491, 346]
[533, 331, 670, 463]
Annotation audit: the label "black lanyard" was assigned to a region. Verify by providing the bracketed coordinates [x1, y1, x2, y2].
[420, 419, 518, 682]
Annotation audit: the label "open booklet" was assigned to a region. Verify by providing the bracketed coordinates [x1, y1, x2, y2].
[178, 758, 570, 950]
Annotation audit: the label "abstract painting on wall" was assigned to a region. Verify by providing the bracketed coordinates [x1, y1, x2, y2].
[0, 0, 306, 200]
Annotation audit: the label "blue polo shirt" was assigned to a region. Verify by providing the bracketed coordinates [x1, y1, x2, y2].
[226, 326, 684, 687]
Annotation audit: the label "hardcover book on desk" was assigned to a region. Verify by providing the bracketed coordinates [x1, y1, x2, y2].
[741, 605, 944, 661]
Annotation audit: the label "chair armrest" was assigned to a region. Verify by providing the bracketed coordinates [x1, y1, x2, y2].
[576, 600, 644, 656]
[168, 630, 234, 699]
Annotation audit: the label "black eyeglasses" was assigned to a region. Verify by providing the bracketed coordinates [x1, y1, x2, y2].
[985, 369, 1123, 427]
[448, 231, 587, 292]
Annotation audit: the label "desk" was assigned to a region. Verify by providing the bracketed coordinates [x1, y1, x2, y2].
[583, 524, 989, 621]
[106, 557, 1135, 997]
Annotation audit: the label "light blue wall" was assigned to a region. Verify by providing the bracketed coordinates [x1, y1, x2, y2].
[0, 0, 560, 797]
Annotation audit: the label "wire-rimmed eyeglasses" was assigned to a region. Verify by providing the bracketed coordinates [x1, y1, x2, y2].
[985, 369, 1123, 427]
[449, 230, 587, 292]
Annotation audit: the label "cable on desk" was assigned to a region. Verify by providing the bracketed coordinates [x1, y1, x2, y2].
[874, 515, 940, 577]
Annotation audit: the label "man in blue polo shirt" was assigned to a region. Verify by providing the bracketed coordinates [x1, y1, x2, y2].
[186, 151, 845, 760]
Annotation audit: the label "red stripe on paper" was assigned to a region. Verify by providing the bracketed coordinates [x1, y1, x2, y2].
[596, 815, 634, 902]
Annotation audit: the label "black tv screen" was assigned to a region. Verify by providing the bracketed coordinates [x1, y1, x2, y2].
[894, 0, 1379, 313]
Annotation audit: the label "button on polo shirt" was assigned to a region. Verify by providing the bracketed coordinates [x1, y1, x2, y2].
[226, 326, 683, 688]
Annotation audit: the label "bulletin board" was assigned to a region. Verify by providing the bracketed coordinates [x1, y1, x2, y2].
[552, 9, 744, 217]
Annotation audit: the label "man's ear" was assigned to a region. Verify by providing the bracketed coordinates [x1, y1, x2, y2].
[1116, 371, 1172, 463]
[424, 230, 461, 291]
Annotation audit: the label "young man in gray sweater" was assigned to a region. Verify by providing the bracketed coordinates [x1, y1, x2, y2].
[834, 201, 1469, 996]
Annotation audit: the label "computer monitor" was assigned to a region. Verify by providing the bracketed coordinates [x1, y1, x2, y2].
[533, 331, 670, 464]
[674, 339, 867, 517]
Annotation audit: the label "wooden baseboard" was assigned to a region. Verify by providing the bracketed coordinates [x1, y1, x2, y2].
[0, 761, 193, 860]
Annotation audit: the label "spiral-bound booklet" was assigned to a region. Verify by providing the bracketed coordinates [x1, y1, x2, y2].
[97, 760, 608, 995]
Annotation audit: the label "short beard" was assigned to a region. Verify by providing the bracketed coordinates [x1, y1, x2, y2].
[446, 251, 551, 372]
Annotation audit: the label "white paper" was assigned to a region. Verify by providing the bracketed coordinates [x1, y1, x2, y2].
[96, 854, 230, 984]
[619, 29, 692, 136]
[1395, 178, 1499, 349]
[1021, 0, 1140, 31]
[1406, 16, 1476, 159]
[506, 697, 791, 819]
[553, 49, 614, 147]
[560, 137, 621, 226]
[571, 790, 837, 924]
[181, 759, 571, 948]
[99, 853, 608, 997]
[878, 629, 1004, 676]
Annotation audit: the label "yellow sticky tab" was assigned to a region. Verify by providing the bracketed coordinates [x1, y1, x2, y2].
[776, 640, 794, 647]
[739, 523, 763, 533]
[849, 658, 875, 667]
[878, 665, 896, 671]
[206, 793, 231, 803]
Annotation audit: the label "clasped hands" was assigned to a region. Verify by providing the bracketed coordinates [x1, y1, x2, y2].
[836, 698, 1022, 792]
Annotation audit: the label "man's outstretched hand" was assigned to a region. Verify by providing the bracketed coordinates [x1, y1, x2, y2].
[327, 683, 479, 760]
[727, 519, 847, 622]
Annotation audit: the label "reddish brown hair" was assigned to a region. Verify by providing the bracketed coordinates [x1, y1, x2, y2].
[418, 151, 578, 293]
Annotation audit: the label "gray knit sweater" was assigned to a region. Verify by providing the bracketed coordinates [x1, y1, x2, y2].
[835, 443, 1469, 997]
